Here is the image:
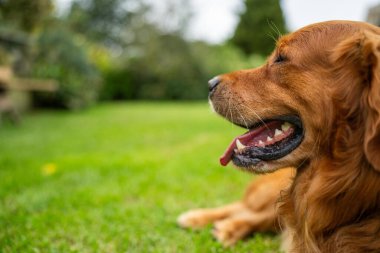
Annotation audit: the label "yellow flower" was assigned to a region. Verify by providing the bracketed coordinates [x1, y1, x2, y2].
[41, 163, 57, 176]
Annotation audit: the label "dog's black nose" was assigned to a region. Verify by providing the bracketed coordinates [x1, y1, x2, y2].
[208, 76, 220, 92]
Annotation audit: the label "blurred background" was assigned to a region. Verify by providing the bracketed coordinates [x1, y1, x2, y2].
[1, 0, 380, 252]
[0, 0, 379, 111]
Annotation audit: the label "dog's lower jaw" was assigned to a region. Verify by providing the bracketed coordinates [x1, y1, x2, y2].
[232, 153, 299, 174]
[232, 160, 276, 174]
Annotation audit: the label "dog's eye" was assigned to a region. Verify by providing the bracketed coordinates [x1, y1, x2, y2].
[274, 54, 286, 63]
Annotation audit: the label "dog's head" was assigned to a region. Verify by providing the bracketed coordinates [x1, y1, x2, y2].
[209, 21, 380, 174]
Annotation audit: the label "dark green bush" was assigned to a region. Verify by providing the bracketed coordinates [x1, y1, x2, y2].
[31, 26, 100, 109]
[101, 67, 135, 100]
[101, 33, 208, 100]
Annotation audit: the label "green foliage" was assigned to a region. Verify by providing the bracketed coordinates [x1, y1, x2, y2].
[0, 47, 10, 65]
[231, 0, 287, 56]
[100, 23, 265, 101]
[191, 41, 265, 77]
[67, 0, 133, 46]
[0, 0, 270, 104]
[0, 0, 53, 32]
[67, 0, 210, 101]
[31, 26, 100, 109]
[101, 67, 135, 100]
[65, 0, 266, 101]
[0, 102, 281, 252]
[132, 33, 207, 100]
[102, 30, 208, 100]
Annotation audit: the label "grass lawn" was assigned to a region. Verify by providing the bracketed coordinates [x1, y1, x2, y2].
[0, 102, 280, 252]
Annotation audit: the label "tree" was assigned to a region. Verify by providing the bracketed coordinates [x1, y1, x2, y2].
[31, 26, 100, 109]
[67, 0, 136, 47]
[0, 0, 53, 32]
[231, 0, 287, 56]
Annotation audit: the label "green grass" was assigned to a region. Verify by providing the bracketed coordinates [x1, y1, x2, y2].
[0, 102, 280, 252]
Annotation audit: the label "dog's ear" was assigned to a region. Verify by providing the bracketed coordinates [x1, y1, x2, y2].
[332, 31, 380, 171]
[363, 32, 380, 171]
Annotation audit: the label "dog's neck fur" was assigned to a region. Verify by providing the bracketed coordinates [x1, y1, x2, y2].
[280, 63, 380, 252]
[281, 154, 380, 253]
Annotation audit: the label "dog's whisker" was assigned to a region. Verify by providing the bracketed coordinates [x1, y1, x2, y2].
[268, 20, 283, 39]
[266, 31, 278, 44]
[237, 103, 271, 131]
[226, 94, 234, 130]
[229, 99, 249, 129]
[236, 106, 249, 129]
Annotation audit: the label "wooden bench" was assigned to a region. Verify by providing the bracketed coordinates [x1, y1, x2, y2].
[0, 66, 58, 125]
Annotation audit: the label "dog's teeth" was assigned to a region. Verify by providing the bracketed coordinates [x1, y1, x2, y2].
[274, 129, 283, 137]
[281, 122, 292, 131]
[258, 140, 264, 146]
[266, 136, 273, 142]
[236, 139, 246, 151]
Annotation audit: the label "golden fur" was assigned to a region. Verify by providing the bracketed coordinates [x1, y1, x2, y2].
[178, 21, 380, 252]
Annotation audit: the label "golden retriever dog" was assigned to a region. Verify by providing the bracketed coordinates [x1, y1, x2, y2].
[178, 21, 380, 253]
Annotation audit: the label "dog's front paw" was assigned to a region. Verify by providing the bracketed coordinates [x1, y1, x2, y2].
[213, 219, 251, 247]
[177, 209, 212, 229]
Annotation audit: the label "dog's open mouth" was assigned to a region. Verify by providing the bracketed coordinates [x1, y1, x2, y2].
[220, 115, 304, 167]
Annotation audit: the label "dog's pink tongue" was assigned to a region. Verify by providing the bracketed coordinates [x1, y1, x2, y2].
[220, 137, 240, 166]
[219, 124, 268, 166]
